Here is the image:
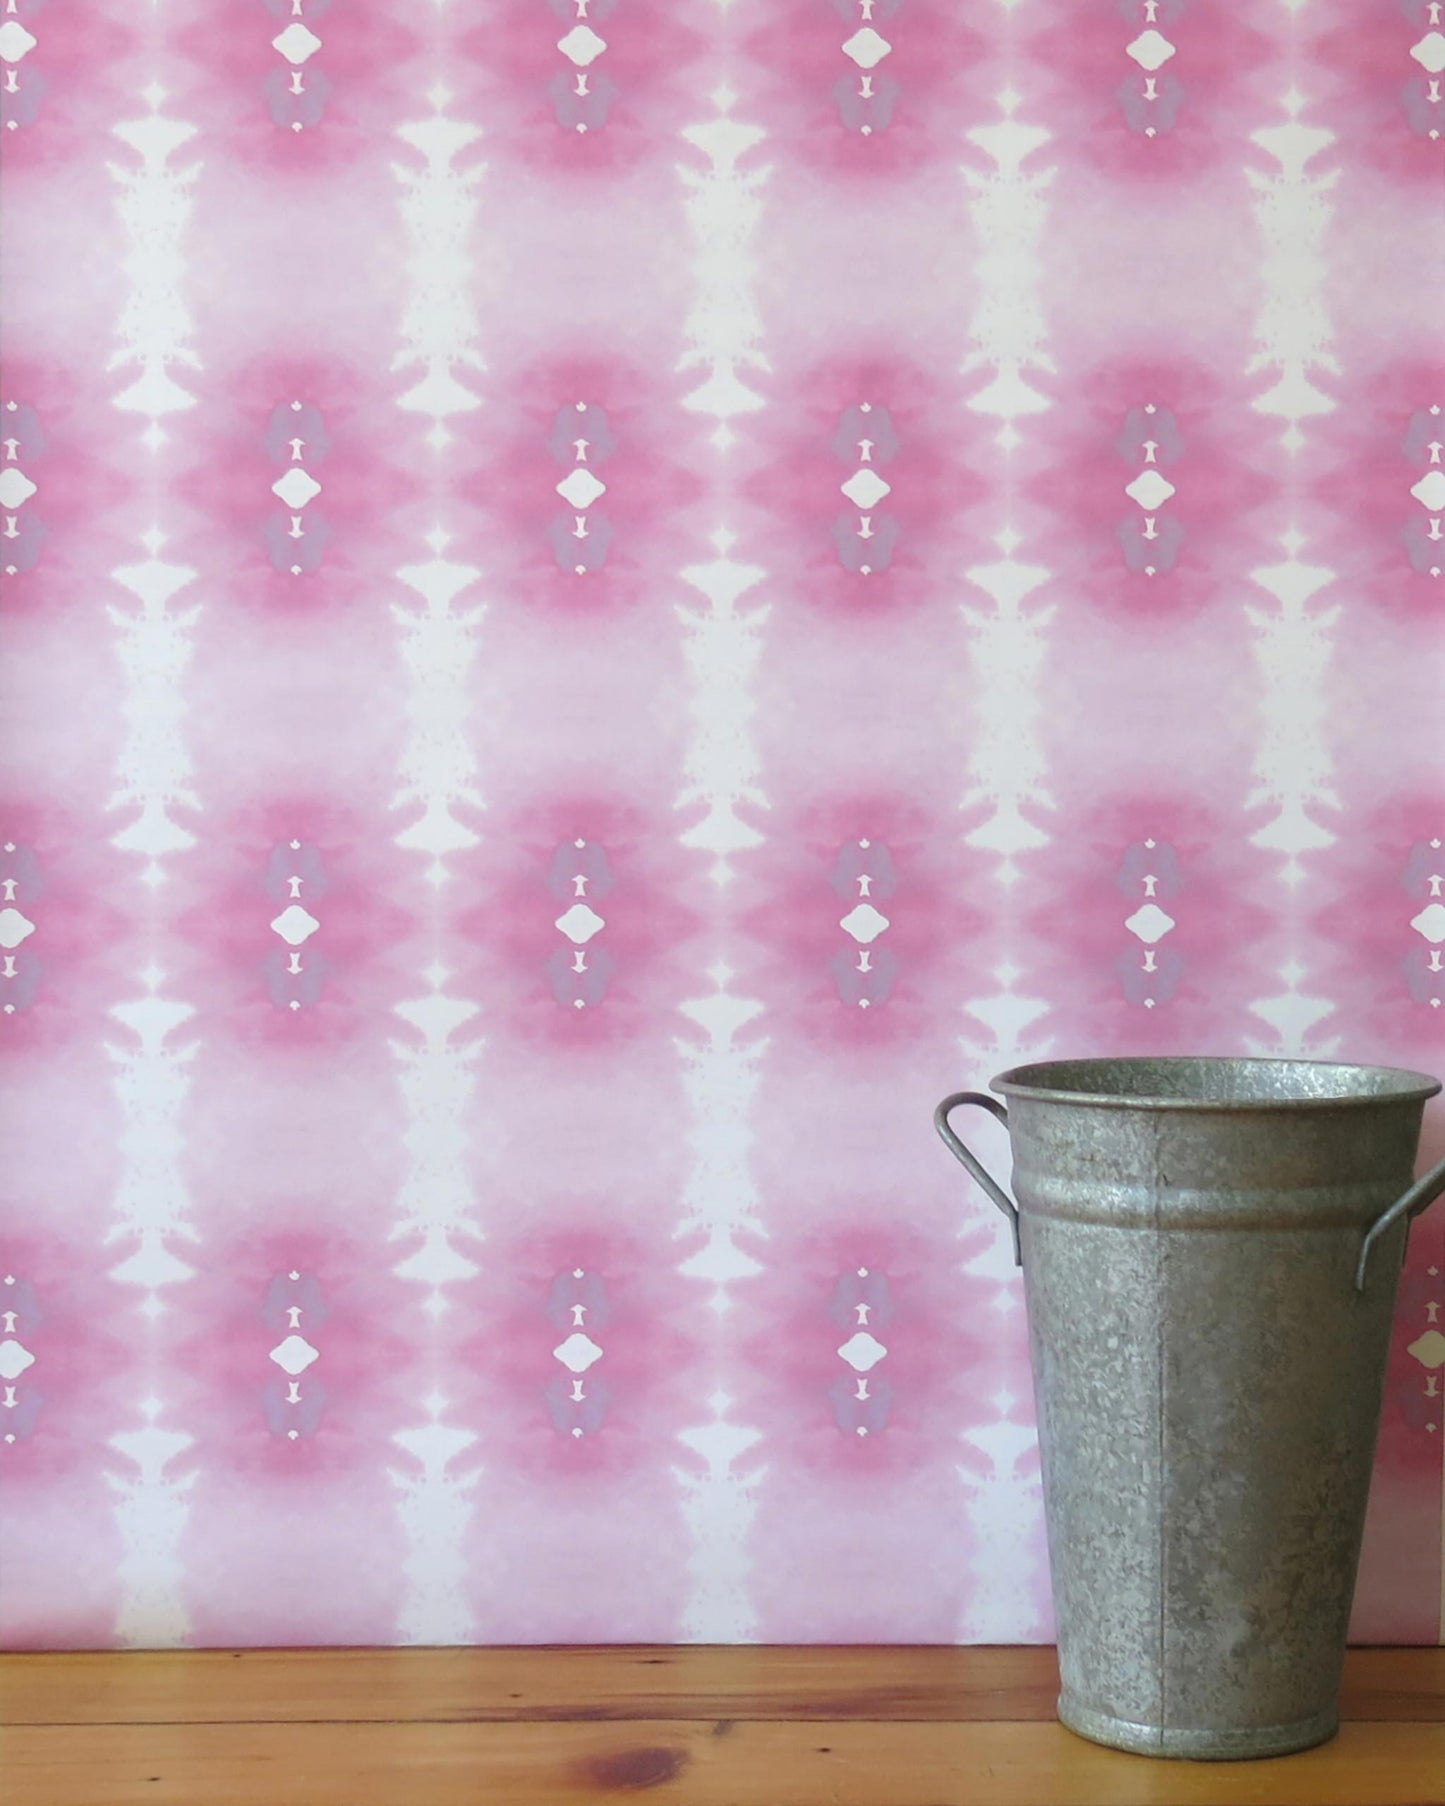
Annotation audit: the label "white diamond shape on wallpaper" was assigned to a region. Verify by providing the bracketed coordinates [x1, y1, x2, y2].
[842, 28, 892, 69]
[272, 24, 323, 65]
[273, 468, 322, 509]
[1408, 1328, 1445, 1369]
[1410, 470, 1445, 511]
[0, 1339, 35, 1380]
[837, 1332, 888, 1372]
[840, 903, 890, 944]
[0, 908, 35, 950]
[0, 21, 38, 62]
[553, 1333, 604, 1373]
[271, 905, 320, 946]
[1124, 469, 1176, 510]
[556, 469, 606, 509]
[558, 25, 607, 66]
[0, 468, 37, 510]
[269, 1335, 320, 1376]
[1126, 29, 1176, 71]
[841, 469, 891, 509]
[1411, 902, 1445, 943]
[1124, 902, 1176, 944]
[1410, 31, 1445, 74]
[555, 903, 605, 944]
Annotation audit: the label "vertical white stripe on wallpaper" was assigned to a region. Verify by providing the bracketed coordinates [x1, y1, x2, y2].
[106, 78, 202, 1648]
[959, 95, 1054, 875]
[674, 73, 769, 1643]
[388, 91, 487, 1647]
[953, 79, 1055, 1644]
[1244, 74, 1339, 1056]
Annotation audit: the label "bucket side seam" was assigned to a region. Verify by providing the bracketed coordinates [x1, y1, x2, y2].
[1155, 1108, 1167, 1750]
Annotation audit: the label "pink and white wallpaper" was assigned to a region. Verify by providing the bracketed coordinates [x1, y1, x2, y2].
[1, 0, 1442, 1649]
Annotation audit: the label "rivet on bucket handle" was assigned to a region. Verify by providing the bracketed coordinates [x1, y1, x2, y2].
[1355, 1149, 1445, 1292]
[934, 1092, 1021, 1266]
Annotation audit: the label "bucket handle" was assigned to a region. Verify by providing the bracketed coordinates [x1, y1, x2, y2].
[1356, 1151, 1445, 1292]
[934, 1099, 1445, 1288]
[934, 1092, 1021, 1267]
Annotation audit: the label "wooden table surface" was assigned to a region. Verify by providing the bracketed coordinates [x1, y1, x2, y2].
[2, 1645, 1441, 1805]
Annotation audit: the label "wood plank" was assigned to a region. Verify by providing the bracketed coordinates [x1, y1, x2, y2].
[4, 1718, 1443, 1806]
[1338, 1646, 1445, 1720]
[2, 1645, 1438, 1729]
[0, 1645, 1062, 1725]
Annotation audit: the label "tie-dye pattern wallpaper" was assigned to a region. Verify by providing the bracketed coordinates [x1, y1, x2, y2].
[1, 1, 1442, 1650]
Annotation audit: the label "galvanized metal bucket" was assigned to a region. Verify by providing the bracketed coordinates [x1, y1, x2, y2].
[935, 1057, 1445, 1761]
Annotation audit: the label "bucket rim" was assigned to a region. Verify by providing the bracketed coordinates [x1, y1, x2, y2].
[991, 1055, 1443, 1111]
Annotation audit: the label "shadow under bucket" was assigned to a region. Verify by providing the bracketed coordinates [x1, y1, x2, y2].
[935, 1057, 1445, 1760]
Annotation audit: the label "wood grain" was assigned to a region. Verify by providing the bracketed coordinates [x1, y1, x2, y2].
[3, 1645, 1439, 1726]
[2, 1647, 1440, 1806]
[1, 1644, 1055, 1725]
[4, 1717, 1444, 1806]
